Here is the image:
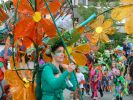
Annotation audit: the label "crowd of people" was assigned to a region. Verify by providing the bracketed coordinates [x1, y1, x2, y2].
[70, 42, 133, 100]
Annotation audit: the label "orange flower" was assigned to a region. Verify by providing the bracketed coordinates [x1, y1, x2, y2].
[87, 15, 115, 45]
[13, 0, 64, 47]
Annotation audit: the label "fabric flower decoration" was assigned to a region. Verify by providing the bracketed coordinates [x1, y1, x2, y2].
[13, 0, 64, 47]
[111, 0, 133, 34]
[5, 70, 36, 100]
[86, 15, 115, 45]
[64, 44, 91, 66]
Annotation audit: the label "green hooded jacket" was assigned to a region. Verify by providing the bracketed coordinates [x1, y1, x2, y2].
[36, 63, 77, 100]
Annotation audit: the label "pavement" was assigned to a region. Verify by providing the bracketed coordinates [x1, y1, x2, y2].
[64, 89, 133, 100]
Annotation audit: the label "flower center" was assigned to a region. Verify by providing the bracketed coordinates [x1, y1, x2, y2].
[33, 12, 41, 22]
[95, 26, 103, 33]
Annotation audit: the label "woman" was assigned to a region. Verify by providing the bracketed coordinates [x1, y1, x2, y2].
[41, 42, 77, 100]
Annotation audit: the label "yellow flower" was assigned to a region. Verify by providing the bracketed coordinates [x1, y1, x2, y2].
[87, 15, 115, 45]
[33, 12, 42, 22]
[111, 1, 133, 34]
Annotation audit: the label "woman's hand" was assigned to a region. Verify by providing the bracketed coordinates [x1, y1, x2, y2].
[67, 63, 76, 72]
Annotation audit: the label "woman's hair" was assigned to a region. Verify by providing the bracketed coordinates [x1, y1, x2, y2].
[46, 40, 64, 57]
[51, 41, 64, 53]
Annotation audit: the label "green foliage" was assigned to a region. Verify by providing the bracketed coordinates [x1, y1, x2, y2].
[110, 32, 126, 47]
[77, 5, 97, 20]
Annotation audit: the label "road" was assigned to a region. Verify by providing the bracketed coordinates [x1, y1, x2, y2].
[64, 89, 133, 100]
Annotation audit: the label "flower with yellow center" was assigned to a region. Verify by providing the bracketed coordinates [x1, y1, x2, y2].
[111, 0, 133, 34]
[95, 27, 103, 33]
[33, 12, 42, 22]
[87, 15, 115, 45]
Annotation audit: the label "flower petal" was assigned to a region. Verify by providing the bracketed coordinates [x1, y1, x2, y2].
[71, 52, 87, 66]
[125, 16, 133, 34]
[102, 19, 113, 29]
[89, 15, 104, 29]
[105, 27, 116, 35]
[38, 0, 64, 15]
[40, 19, 56, 37]
[73, 44, 90, 54]
[13, 0, 34, 15]
[111, 6, 133, 21]
[100, 34, 110, 43]
[14, 18, 35, 39]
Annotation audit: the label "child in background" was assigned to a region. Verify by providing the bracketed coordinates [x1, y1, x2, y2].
[75, 67, 85, 99]
[108, 71, 113, 92]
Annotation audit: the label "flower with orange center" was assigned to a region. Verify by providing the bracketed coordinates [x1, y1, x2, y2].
[13, 0, 65, 47]
[111, 0, 133, 34]
[86, 15, 115, 45]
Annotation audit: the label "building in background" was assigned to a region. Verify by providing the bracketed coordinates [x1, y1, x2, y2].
[72, 0, 88, 6]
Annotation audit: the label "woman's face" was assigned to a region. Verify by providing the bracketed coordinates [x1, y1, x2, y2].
[52, 46, 65, 63]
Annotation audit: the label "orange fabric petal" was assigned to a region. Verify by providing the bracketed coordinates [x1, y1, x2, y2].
[71, 52, 87, 66]
[5, 70, 36, 100]
[13, 0, 34, 15]
[102, 19, 113, 30]
[100, 33, 110, 43]
[40, 19, 56, 37]
[90, 15, 104, 29]
[41, 0, 64, 15]
[73, 44, 90, 54]
[14, 18, 35, 39]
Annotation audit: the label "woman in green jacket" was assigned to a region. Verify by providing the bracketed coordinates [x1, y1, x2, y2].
[41, 42, 77, 100]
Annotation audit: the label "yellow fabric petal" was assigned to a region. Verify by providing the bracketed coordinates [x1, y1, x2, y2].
[89, 15, 104, 29]
[125, 16, 133, 34]
[71, 52, 87, 66]
[73, 44, 90, 54]
[105, 27, 116, 35]
[102, 19, 113, 29]
[100, 33, 110, 43]
[111, 6, 133, 21]
[121, 0, 133, 4]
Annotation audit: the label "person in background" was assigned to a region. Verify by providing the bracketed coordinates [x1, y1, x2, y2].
[76, 67, 85, 96]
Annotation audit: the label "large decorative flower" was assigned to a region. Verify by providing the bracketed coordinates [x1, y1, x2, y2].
[86, 15, 115, 45]
[13, 0, 64, 47]
[111, 0, 133, 34]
